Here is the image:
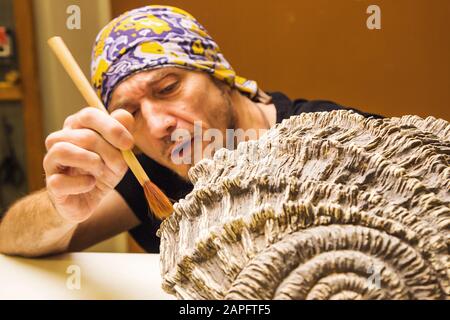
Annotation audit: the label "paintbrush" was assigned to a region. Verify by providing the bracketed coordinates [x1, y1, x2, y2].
[47, 36, 173, 220]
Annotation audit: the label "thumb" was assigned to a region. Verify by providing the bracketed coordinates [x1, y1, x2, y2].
[110, 108, 135, 135]
[110, 109, 135, 150]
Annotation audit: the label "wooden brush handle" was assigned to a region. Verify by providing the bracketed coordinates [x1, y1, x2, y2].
[47, 36, 149, 185]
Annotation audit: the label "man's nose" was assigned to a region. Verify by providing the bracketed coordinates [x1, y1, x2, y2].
[141, 100, 177, 139]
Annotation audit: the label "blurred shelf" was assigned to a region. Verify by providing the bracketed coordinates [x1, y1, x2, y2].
[0, 85, 23, 101]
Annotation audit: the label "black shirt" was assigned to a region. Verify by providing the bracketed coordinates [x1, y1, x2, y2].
[115, 92, 382, 252]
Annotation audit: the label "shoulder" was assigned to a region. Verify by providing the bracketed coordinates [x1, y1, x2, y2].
[269, 91, 384, 122]
[292, 99, 384, 119]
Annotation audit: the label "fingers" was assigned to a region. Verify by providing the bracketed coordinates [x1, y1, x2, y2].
[43, 141, 104, 176]
[47, 174, 96, 197]
[43, 107, 135, 200]
[110, 108, 135, 134]
[45, 129, 128, 176]
[63, 107, 134, 150]
[43, 108, 135, 221]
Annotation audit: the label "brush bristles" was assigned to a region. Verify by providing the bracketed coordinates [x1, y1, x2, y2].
[143, 180, 174, 219]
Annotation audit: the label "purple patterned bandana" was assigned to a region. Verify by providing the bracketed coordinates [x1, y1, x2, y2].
[91, 5, 261, 108]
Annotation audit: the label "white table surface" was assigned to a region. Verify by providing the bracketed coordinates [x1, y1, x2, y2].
[0, 252, 175, 300]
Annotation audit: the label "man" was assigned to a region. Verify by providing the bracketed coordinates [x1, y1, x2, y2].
[0, 5, 380, 256]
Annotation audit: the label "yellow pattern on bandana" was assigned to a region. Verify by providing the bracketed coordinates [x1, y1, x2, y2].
[91, 5, 261, 107]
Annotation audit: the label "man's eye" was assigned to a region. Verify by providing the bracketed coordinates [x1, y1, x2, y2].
[158, 81, 179, 95]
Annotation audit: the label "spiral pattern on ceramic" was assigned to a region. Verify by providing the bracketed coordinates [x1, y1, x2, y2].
[159, 110, 450, 300]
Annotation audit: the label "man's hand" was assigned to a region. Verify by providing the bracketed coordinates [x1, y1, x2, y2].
[44, 107, 134, 223]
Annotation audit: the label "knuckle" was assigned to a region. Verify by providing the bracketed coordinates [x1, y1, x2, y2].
[80, 129, 98, 148]
[43, 153, 51, 171]
[78, 107, 98, 124]
[91, 153, 103, 166]
[110, 123, 126, 140]
[63, 115, 74, 128]
[52, 142, 71, 158]
[46, 174, 61, 191]
[88, 152, 104, 171]
[45, 132, 58, 150]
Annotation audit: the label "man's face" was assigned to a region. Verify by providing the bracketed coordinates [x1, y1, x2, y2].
[109, 67, 236, 181]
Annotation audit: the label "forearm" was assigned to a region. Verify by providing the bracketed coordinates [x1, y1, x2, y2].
[0, 189, 77, 257]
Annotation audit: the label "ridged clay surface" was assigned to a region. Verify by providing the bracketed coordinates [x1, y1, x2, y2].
[159, 110, 450, 300]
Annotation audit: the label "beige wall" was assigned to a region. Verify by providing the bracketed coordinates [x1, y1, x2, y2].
[33, 0, 111, 135]
[112, 0, 450, 121]
[33, 0, 127, 253]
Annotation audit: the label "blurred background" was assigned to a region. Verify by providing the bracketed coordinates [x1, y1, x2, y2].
[0, 0, 448, 253]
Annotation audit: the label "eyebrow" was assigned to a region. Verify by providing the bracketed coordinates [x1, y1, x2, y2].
[109, 69, 175, 111]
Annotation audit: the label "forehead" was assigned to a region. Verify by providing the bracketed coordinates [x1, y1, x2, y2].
[118, 66, 183, 88]
[109, 67, 184, 106]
